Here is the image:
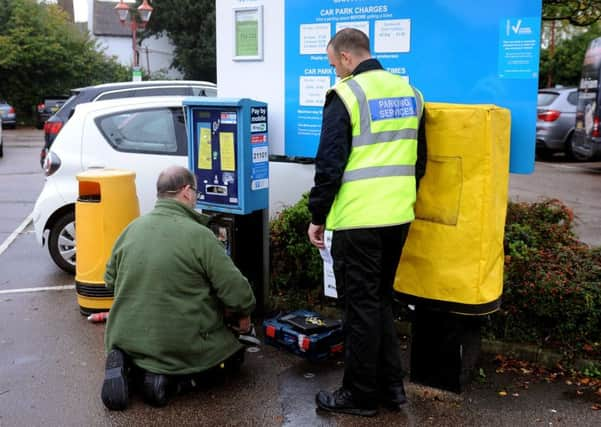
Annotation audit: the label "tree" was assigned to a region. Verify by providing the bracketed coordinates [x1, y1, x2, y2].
[142, 0, 216, 81]
[0, 0, 130, 119]
[543, 0, 601, 26]
[539, 23, 601, 87]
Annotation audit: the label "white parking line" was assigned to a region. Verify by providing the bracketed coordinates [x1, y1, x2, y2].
[0, 212, 32, 256]
[542, 162, 601, 172]
[0, 285, 75, 295]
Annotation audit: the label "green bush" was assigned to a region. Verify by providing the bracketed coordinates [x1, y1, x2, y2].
[269, 196, 601, 359]
[486, 199, 601, 359]
[269, 193, 323, 310]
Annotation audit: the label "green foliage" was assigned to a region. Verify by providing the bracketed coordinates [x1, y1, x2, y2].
[486, 199, 601, 359]
[269, 193, 324, 310]
[543, 0, 601, 26]
[539, 23, 601, 87]
[0, 0, 130, 118]
[142, 0, 216, 81]
[271, 195, 601, 359]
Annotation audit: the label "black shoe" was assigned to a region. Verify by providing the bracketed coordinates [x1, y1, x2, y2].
[379, 382, 408, 410]
[101, 348, 130, 411]
[315, 388, 377, 417]
[142, 372, 171, 407]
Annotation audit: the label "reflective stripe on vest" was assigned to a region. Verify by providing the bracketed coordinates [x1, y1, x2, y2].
[345, 78, 422, 148]
[325, 70, 423, 230]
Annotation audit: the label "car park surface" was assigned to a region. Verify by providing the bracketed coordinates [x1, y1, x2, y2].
[536, 87, 578, 159]
[2, 128, 601, 426]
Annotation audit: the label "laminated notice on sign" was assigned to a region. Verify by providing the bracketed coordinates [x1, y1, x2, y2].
[320, 230, 337, 298]
[198, 126, 212, 170]
[219, 132, 235, 171]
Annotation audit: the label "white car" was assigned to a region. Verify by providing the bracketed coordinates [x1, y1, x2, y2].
[33, 96, 192, 273]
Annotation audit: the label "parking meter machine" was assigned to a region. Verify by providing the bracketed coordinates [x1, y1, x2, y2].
[184, 98, 269, 312]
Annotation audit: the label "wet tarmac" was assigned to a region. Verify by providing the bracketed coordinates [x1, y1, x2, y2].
[1, 129, 600, 426]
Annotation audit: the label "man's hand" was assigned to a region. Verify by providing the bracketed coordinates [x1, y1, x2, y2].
[308, 223, 325, 249]
[236, 315, 251, 334]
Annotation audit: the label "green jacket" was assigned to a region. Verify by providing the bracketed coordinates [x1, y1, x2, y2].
[104, 199, 256, 375]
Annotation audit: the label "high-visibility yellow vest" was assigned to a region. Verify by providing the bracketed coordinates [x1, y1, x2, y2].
[325, 70, 424, 230]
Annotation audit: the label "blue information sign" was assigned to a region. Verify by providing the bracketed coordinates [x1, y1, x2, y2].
[284, 0, 542, 173]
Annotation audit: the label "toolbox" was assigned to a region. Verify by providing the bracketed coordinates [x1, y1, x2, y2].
[262, 310, 344, 361]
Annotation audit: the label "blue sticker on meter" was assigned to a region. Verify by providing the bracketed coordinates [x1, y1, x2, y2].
[368, 97, 416, 121]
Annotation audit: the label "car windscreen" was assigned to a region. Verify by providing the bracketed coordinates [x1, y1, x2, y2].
[537, 92, 559, 107]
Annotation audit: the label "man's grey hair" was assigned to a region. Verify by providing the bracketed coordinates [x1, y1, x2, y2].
[156, 165, 197, 199]
[328, 28, 371, 56]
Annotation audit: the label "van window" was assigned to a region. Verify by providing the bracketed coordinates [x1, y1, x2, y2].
[95, 107, 187, 155]
[577, 36, 601, 134]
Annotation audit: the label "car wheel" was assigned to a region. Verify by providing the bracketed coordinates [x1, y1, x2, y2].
[48, 210, 76, 274]
[565, 133, 589, 162]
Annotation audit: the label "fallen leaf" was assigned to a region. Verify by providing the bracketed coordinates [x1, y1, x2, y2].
[576, 390, 584, 396]
[565, 380, 573, 385]
[580, 378, 591, 386]
[595, 388, 601, 397]
[591, 404, 601, 411]
[498, 391, 508, 397]
[512, 393, 520, 397]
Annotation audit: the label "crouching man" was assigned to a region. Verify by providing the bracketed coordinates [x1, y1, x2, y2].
[100, 165, 256, 410]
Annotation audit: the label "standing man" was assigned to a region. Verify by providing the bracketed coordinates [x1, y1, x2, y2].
[308, 28, 427, 417]
[101, 165, 255, 410]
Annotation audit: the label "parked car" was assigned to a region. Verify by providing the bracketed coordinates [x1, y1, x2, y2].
[33, 96, 192, 273]
[36, 96, 69, 129]
[0, 100, 16, 129]
[40, 80, 217, 166]
[536, 87, 578, 159]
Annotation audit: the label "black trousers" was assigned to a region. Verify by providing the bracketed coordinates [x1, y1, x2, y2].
[331, 223, 410, 405]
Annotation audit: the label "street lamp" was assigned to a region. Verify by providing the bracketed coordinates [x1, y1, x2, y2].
[114, 0, 154, 77]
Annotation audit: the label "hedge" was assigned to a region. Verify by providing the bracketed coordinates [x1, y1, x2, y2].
[269, 196, 601, 359]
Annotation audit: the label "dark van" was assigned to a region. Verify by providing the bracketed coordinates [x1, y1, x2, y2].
[573, 36, 601, 161]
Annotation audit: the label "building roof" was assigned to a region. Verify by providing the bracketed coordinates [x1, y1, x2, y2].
[93, 0, 131, 37]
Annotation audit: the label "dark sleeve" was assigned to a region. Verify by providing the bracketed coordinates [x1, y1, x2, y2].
[308, 92, 352, 225]
[415, 110, 427, 190]
[201, 230, 256, 315]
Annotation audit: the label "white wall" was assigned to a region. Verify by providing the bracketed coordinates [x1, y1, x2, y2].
[216, 0, 285, 155]
[216, 0, 315, 215]
[94, 35, 182, 79]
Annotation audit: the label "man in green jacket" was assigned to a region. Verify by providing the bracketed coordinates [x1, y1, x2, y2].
[101, 165, 256, 411]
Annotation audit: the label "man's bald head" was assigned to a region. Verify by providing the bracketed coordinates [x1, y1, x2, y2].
[156, 166, 197, 199]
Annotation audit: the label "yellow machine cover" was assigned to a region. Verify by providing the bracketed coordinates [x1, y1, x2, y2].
[394, 103, 511, 315]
